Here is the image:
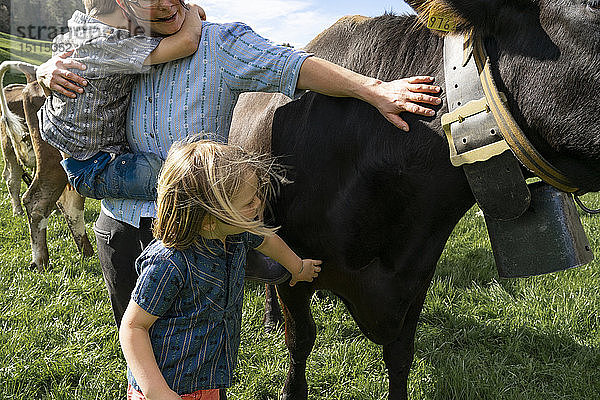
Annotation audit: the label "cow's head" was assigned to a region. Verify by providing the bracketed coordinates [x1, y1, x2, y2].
[408, 0, 600, 192]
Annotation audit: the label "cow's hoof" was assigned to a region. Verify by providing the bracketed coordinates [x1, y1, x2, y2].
[29, 261, 46, 272]
[281, 365, 308, 400]
[82, 242, 94, 258]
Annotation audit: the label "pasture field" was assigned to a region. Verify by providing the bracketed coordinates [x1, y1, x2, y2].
[0, 32, 52, 85]
[0, 162, 599, 399]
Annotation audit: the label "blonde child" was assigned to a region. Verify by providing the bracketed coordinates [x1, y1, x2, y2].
[119, 140, 322, 400]
[39, 0, 204, 200]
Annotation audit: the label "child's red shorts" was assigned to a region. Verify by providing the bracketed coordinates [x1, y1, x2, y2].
[127, 384, 220, 400]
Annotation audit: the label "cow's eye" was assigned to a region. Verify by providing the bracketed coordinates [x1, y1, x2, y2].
[588, 0, 600, 12]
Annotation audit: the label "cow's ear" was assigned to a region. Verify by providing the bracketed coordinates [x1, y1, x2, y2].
[412, 0, 533, 35]
[404, 0, 427, 9]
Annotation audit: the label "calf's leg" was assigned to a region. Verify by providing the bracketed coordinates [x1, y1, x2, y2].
[277, 283, 316, 400]
[56, 188, 94, 257]
[0, 125, 24, 215]
[22, 171, 66, 270]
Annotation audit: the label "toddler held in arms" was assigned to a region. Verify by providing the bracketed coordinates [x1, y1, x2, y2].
[39, 0, 204, 200]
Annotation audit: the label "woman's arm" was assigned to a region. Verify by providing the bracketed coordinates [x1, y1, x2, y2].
[256, 234, 322, 286]
[296, 57, 442, 131]
[120, 300, 182, 400]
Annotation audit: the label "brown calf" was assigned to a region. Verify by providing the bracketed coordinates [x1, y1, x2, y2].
[0, 83, 34, 215]
[0, 61, 94, 270]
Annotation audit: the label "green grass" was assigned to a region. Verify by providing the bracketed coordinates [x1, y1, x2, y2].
[0, 165, 599, 399]
[0, 32, 52, 85]
[0, 32, 52, 64]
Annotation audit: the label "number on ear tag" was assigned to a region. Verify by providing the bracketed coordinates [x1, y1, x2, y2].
[427, 14, 456, 32]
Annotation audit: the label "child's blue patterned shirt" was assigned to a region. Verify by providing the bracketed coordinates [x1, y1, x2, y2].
[128, 232, 265, 394]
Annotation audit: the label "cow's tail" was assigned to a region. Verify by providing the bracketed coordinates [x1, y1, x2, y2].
[0, 61, 38, 169]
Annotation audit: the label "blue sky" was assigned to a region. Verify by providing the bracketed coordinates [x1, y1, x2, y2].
[192, 1, 415, 47]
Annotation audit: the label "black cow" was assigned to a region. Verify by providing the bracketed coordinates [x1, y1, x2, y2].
[231, 0, 600, 398]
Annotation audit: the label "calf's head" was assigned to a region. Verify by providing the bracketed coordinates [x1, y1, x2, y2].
[409, 0, 600, 192]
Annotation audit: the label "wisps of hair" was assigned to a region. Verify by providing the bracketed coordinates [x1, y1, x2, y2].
[153, 139, 287, 250]
[82, 0, 118, 17]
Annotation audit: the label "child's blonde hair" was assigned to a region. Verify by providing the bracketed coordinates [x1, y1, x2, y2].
[83, 0, 118, 17]
[154, 139, 281, 250]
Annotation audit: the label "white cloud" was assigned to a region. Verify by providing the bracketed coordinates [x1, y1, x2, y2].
[190, 0, 343, 48]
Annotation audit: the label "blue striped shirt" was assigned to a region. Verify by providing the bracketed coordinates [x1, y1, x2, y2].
[101, 22, 311, 227]
[128, 232, 265, 393]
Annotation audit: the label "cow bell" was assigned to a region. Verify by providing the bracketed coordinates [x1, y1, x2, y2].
[484, 182, 594, 278]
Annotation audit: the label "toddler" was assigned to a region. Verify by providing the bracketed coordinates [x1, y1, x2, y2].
[39, 0, 204, 200]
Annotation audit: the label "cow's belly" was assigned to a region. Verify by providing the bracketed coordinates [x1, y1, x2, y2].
[311, 255, 433, 344]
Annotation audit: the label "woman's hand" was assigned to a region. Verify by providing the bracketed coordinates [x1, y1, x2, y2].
[36, 50, 87, 98]
[368, 76, 442, 132]
[289, 259, 322, 286]
[296, 57, 442, 132]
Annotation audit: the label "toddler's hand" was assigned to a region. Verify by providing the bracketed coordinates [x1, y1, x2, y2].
[195, 4, 207, 20]
[290, 259, 322, 286]
[181, 4, 204, 36]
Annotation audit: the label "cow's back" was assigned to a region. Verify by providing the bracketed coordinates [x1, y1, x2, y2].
[229, 92, 290, 153]
[304, 14, 444, 83]
[230, 14, 447, 154]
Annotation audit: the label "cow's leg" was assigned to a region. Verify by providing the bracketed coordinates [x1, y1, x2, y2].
[21, 82, 66, 271]
[383, 287, 428, 400]
[22, 172, 66, 270]
[277, 283, 316, 400]
[0, 126, 24, 215]
[56, 188, 94, 257]
[21, 133, 67, 270]
[263, 284, 284, 332]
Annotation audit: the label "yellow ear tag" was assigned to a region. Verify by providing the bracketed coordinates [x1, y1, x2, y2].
[427, 13, 457, 32]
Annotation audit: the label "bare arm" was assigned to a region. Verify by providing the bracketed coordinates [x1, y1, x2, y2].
[120, 300, 182, 400]
[143, 5, 204, 65]
[256, 234, 322, 286]
[296, 57, 442, 132]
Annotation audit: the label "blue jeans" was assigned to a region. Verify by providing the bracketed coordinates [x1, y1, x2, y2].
[61, 151, 162, 200]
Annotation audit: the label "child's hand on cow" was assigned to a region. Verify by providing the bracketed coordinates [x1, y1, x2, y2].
[290, 259, 322, 286]
[368, 76, 442, 132]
